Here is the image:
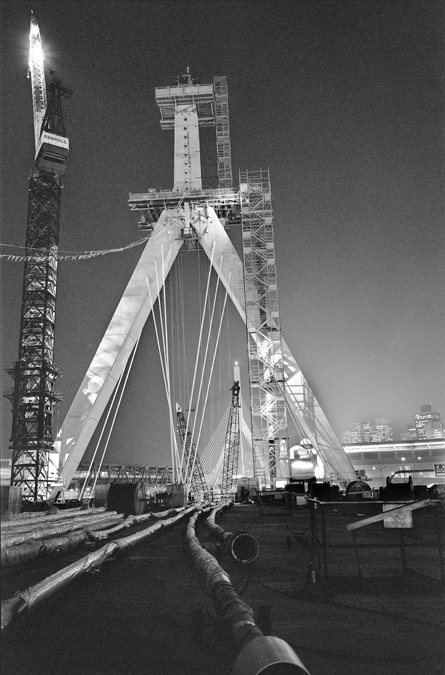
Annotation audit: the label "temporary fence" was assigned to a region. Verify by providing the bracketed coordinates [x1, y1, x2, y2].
[301, 498, 444, 588]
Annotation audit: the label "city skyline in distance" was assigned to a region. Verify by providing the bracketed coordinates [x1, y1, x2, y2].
[343, 403, 444, 444]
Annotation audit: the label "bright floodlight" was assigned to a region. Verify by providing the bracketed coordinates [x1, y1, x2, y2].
[29, 25, 44, 68]
[30, 20, 40, 37]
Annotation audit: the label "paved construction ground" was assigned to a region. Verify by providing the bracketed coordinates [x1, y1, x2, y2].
[2, 501, 444, 675]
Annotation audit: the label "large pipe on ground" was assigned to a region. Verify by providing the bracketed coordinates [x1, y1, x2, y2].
[186, 510, 311, 674]
[0, 515, 125, 567]
[1, 507, 190, 566]
[1, 512, 122, 548]
[0, 507, 107, 532]
[1, 506, 196, 631]
[206, 504, 259, 564]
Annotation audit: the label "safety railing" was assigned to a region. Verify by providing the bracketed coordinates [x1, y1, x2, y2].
[302, 498, 444, 587]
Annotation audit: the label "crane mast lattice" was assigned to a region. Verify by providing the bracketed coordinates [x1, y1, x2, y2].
[221, 377, 241, 497]
[175, 404, 208, 495]
[5, 13, 72, 503]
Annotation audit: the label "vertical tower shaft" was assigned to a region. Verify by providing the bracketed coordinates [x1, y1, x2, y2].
[173, 104, 202, 192]
[5, 173, 63, 500]
[5, 15, 72, 503]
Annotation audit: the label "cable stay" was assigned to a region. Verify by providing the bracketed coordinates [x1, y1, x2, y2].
[78, 335, 141, 501]
[185, 247, 220, 476]
[180, 241, 216, 471]
[175, 403, 207, 496]
[201, 404, 230, 482]
[185, 269, 233, 490]
[146, 264, 182, 483]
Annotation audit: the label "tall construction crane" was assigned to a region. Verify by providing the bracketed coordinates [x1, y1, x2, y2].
[5, 13, 72, 503]
[175, 403, 208, 497]
[221, 372, 241, 497]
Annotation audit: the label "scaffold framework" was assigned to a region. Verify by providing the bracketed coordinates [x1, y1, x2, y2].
[240, 169, 288, 482]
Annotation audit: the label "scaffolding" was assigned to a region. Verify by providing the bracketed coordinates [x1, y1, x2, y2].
[213, 76, 233, 188]
[240, 169, 288, 485]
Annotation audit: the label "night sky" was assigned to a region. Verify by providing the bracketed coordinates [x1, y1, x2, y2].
[1, 0, 444, 465]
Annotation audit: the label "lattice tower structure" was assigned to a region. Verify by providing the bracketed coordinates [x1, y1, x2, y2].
[5, 15, 72, 502]
[175, 404, 208, 495]
[221, 379, 241, 497]
[240, 169, 289, 484]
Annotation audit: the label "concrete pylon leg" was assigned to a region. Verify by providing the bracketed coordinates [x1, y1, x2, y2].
[53, 213, 183, 493]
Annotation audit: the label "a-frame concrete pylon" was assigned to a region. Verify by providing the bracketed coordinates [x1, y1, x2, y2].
[53, 201, 243, 492]
[55, 202, 355, 490]
[53, 210, 183, 489]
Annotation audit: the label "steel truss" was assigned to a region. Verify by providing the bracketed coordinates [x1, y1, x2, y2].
[176, 405, 208, 495]
[221, 381, 241, 496]
[76, 462, 173, 487]
[5, 26, 72, 502]
[5, 172, 63, 501]
[240, 169, 288, 483]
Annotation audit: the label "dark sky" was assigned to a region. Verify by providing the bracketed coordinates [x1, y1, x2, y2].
[1, 0, 444, 464]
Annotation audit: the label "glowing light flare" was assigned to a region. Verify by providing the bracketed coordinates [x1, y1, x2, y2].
[29, 17, 44, 75]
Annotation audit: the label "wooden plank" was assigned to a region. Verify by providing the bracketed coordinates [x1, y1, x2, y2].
[347, 499, 432, 531]
[383, 503, 413, 528]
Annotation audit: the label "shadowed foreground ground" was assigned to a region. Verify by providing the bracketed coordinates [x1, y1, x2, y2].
[2, 502, 444, 675]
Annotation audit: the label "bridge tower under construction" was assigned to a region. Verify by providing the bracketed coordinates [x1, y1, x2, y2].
[52, 69, 356, 500]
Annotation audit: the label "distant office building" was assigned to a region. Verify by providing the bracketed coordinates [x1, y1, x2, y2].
[425, 425, 445, 439]
[415, 403, 443, 439]
[373, 418, 393, 442]
[400, 425, 418, 442]
[401, 403, 444, 441]
[343, 423, 364, 444]
[343, 418, 393, 444]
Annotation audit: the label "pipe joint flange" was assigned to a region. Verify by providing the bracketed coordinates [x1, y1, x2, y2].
[229, 530, 259, 564]
[233, 636, 311, 675]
